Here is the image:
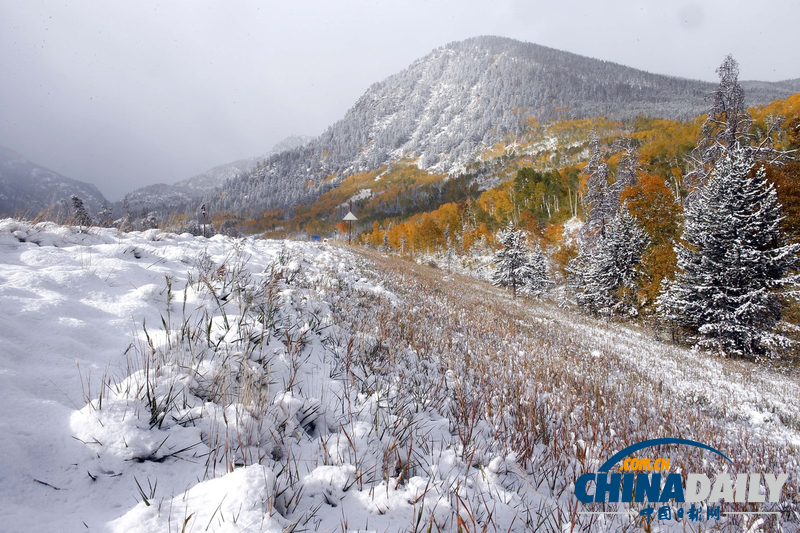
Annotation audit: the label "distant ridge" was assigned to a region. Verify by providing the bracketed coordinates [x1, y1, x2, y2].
[119, 135, 312, 216]
[0, 145, 107, 218]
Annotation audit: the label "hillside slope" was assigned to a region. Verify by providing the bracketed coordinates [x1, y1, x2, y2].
[120, 135, 312, 216]
[212, 36, 799, 217]
[0, 221, 797, 531]
[0, 146, 108, 218]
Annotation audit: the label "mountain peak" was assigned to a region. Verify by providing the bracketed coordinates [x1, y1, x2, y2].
[159, 38, 800, 221]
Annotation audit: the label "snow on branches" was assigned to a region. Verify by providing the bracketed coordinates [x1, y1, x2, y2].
[658, 146, 800, 358]
[571, 205, 650, 316]
[491, 222, 551, 298]
[684, 55, 791, 202]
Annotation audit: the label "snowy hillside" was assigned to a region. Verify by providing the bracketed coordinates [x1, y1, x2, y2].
[211, 36, 800, 217]
[0, 220, 798, 532]
[120, 136, 313, 217]
[0, 145, 108, 218]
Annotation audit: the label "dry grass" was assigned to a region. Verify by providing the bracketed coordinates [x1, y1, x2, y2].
[77, 238, 799, 532]
[355, 247, 800, 531]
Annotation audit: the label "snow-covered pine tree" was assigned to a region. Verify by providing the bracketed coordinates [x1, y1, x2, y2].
[583, 130, 603, 177]
[611, 138, 640, 196]
[685, 55, 788, 201]
[566, 240, 594, 304]
[97, 201, 113, 228]
[572, 250, 606, 314]
[70, 195, 92, 229]
[658, 146, 799, 358]
[119, 196, 132, 231]
[581, 133, 618, 242]
[573, 205, 650, 316]
[444, 225, 455, 272]
[491, 222, 533, 299]
[523, 239, 553, 297]
[143, 211, 159, 230]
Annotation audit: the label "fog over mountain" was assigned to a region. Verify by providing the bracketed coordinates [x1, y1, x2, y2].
[3, 1, 800, 202]
[119, 135, 312, 216]
[0, 145, 107, 218]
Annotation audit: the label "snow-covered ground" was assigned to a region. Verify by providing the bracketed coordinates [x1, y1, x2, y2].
[0, 221, 343, 531]
[0, 220, 798, 532]
[0, 220, 538, 532]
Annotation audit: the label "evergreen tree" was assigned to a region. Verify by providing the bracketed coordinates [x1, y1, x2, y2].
[612, 138, 640, 195]
[581, 132, 615, 241]
[685, 55, 787, 201]
[566, 241, 594, 304]
[523, 239, 553, 297]
[444, 224, 455, 272]
[383, 222, 392, 252]
[143, 211, 159, 230]
[491, 222, 533, 299]
[581, 132, 639, 244]
[70, 195, 92, 229]
[658, 147, 799, 357]
[573, 205, 650, 316]
[571, 246, 604, 314]
[119, 196, 132, 231]
[97, 201, 114, 227]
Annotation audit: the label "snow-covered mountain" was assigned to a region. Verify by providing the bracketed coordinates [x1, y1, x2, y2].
[0, 145, 108, 218]
[120, 135, 312, 216]
[179, 135, 314, 193]
[211, 36, 800, 217]
[741, 77, 800, 97]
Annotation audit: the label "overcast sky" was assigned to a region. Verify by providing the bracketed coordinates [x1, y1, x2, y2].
[1, 0, 798, 200]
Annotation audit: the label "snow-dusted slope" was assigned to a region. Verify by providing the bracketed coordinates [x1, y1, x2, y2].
[0, 220, 797, 532]
[0, 145, 108, 218]
[120, 135, 312, 216]
[212, 36, 800, 216]
[0, 221, 362, 531]
[1, 220, 537, 532]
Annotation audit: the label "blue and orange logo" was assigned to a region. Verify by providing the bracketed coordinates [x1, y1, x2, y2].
[576, 439, 788, 522]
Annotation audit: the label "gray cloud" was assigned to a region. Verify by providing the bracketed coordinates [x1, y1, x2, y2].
[1, 0, 797, 200]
